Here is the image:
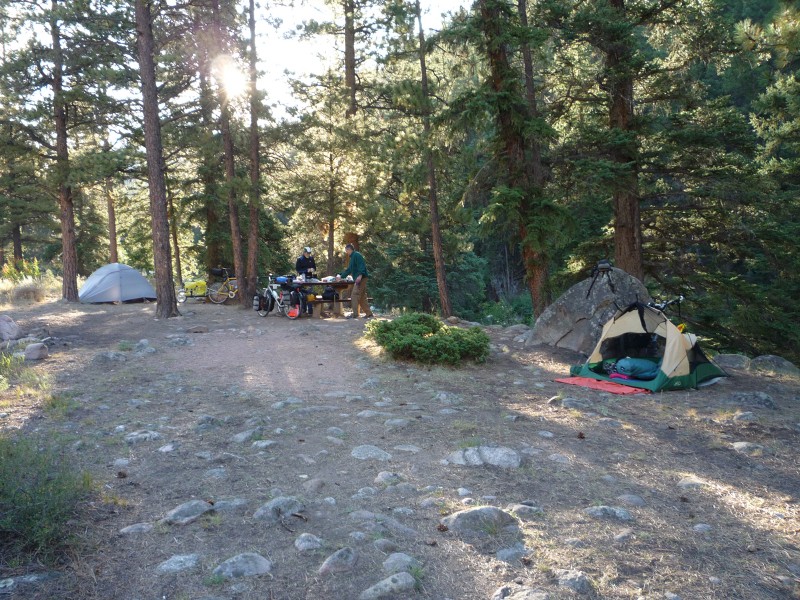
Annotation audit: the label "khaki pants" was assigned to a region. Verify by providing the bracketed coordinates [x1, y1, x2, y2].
[350, 278, 372, 317]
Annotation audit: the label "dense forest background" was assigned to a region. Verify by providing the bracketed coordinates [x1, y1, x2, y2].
[0, 0, 797, 362]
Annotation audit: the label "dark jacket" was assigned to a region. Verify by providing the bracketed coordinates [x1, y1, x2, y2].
[296, 254, 316, 278]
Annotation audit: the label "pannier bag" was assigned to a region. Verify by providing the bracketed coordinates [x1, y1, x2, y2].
[253, 293, 274, 312]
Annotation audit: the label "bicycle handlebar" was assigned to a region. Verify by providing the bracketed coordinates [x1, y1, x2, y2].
[647, 295, 684, 311]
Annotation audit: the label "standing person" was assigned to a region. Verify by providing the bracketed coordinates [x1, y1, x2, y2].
[295, 247, 316, 280]
[336, 243, 374, 319]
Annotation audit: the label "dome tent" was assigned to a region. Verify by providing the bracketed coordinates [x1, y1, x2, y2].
[570, 301, 727, 392]
[79, 263, 156, 303]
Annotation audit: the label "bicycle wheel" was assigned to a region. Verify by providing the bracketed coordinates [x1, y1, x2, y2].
[177, 289, 187, 303]
[208, 282, 230, 304]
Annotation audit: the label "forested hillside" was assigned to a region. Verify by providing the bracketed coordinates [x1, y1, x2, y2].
[0, 0, 797, 361]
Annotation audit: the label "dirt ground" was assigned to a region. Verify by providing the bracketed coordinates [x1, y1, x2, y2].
[1, 299, 799, 600]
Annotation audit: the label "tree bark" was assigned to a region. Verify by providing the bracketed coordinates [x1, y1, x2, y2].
[104, 142, 118, 264]
[607, 0, 644, 280]
[213, 0, 244, 304]
[344, 0, 357, 116]
[478, 0, 548, 315]
[50, 0, 79, 301]
[168, 191, 182, 285]
[244, 0, 260, 306]
[327, 149, 336, 275]
[415, 0, 451, 317]
[197, 65, 223, 272]
[135, 0, 179, 318]
[11, 224, 22, 264]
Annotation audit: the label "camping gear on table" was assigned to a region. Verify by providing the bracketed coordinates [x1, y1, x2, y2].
[569, 301, 727, 391]
[79, 263, 157, 303]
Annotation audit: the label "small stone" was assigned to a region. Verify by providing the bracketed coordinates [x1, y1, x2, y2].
[382, 552, 420, 574]
[584, 506, 633, 521]
[351, 445, 392, 461]
[119, 522, 153, 535]
[693, 523, 712, 533]
[318, 547, 358, 575]
[156, 554, 201, 574]
[358, 572, 416, 600]
[295, 533, 323, 551]
[212, 552, 272, 579]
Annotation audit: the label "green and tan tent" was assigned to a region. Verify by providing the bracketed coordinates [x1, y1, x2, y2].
[570, 302, 727, 392]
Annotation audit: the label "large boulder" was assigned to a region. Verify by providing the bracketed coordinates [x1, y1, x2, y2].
[528, 268, 649, 355]
[0, 315, 22, 341]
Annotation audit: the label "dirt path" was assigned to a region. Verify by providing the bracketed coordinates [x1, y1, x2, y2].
[2, 300, 799, 600]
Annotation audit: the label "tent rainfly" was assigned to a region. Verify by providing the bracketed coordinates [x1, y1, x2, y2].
[79, 263, 156, 304]
[570, 302, 727, 392]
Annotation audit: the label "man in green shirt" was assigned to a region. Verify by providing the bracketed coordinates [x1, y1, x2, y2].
[336, 243, 374, 319]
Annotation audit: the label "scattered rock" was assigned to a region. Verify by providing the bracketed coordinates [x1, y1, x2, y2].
[212, 552, 272, 579]
[23, 343, 48, 360]
[446, 446, 521, 469]
[440, 506, 518, 536]
[160, 500, 215, 526]
[253, 496, 304, 523]
[318, 547, 358, 575]
[358, 572, 416, 600]
[0, 315, 22, 341]
[156, 554, 201, 574]
[584, 506, 633, 521]
[295, 533, 323, 551]
[750, 355, 800, 377]
[382, 552, 420, 574]
[351, 445, 392, 461]
[555, 568, 592, 594]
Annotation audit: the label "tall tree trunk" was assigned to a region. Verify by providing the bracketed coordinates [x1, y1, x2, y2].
[50, 0, 79, 301]
[327, 150, 336, 275]
[11, 224, 22, 264]
[244, 0, 260, 307]
[213, 0, 244, 303]
[344, 0, 357, 116]
[135, 0, 179, 318]
[607, 0, 643, 280]
[198, 66, 223, 272]
[517, 0, 549, 307]
[415, 0, 451, 317]
[478, 0, 548, 315]
[168, 191, 182, 285]
[103, 142, 118, 263]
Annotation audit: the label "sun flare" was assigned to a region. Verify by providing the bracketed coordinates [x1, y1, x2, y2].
[211, 54, 249, 99]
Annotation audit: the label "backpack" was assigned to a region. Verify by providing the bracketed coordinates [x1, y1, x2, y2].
[322, 286, 339, 301]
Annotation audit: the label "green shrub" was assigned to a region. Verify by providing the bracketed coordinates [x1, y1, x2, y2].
[0, 435, 92, 562]
[479, 293, 533, 326]
[365, 313, 490, 365]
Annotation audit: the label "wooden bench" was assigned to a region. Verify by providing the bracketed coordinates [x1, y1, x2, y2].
[306, 296, 373, 318]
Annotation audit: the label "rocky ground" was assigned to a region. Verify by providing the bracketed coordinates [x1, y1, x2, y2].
[1, 299, 799, 600]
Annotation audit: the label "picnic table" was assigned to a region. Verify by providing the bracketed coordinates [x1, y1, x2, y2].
[293, 279, 354, 318]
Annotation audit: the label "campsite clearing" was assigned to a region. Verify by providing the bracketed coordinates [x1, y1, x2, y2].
[1, 300, 799, 600]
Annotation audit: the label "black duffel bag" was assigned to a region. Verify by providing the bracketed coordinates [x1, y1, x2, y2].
[322, 286, 339, 301]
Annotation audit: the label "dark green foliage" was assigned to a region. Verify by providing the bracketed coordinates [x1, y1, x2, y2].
[369, 247, 488, 317]
[0, 435, 92, 562]
[365, 312, 490, 365]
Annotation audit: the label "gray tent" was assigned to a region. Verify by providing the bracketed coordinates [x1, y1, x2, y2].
[79, 263, 156, 303]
